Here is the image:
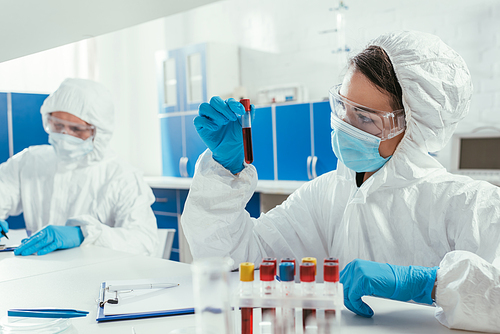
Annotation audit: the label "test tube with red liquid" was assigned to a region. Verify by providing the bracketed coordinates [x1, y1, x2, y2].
[240, 99, 253, 164]
[324, 261, 340, 324]
[240, 262, 254, 334]
[300, 262, 317, 330]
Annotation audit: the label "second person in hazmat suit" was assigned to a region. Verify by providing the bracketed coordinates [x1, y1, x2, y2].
[181, 31, 500, 333]
[0, 78, 158, 256]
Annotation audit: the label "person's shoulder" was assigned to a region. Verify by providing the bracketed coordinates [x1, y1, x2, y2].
[9, 145, 54, 162]
[97, 156, 146, 185]
[425, 170, 500, 199]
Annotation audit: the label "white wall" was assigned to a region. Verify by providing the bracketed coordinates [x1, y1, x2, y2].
[0, 0, 499, 175]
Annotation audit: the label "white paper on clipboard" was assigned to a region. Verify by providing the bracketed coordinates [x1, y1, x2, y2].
[103, 276, 193, 316]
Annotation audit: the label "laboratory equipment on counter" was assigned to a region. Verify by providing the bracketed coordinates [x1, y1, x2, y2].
[450, 128, 500, 186]
[240, 99, 253, 164]
[192, 257, 232, 334]
[233, 257, 343, 333]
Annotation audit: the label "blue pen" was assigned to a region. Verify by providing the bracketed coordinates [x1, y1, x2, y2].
[8, 308, 89, 318]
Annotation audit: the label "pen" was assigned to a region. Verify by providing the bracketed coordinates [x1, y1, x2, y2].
[1, 230, 8, 239]
[107, 282, 179, 292]
[8, 308, 89, 318]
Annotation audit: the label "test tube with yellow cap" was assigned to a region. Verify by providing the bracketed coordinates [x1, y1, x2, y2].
[240, 262, 254, 334]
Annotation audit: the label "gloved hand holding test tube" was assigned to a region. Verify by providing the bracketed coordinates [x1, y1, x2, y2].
[194, 97, 255, 175]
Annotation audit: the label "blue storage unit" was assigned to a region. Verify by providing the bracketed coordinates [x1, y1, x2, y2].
[160, 117, 183, 177]
[151, 188, 183, 261]
[11, 93, 49, 154]
[0, 92, 49, 229]
[184, 113, 208, 177]
[0, 93, 8, 164]
[276, 103, 312, 181]
[252, 106, 274, 180]
[312, 101, 338, 176]
[157, 43, 209, 178]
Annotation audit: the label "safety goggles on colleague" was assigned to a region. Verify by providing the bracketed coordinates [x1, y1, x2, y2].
[45, 115, 96, 140]
[329, 84, 406, 141]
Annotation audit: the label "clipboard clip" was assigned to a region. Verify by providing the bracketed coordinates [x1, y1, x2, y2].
[99, 289, 134, 307]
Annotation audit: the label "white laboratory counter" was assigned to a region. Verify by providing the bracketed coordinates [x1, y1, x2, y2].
[0, 245, 481, 334]
[145, 176, 306, 195]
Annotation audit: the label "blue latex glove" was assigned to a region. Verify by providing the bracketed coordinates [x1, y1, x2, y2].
[340, 259, 438, 317]
[0, 219, 8, 239]
[14, 225, 84, 256]
[194, 96, 254, 174]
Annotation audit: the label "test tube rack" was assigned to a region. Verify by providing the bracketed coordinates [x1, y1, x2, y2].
[232, 283, 343, 334]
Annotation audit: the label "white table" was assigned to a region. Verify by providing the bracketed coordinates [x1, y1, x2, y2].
[0, 246, 480, 333]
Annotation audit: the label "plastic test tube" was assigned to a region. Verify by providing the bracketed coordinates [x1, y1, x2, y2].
[281, 258, 296, 276]
[302, 257, 317, 275]
[240, 98, 253, 164]
[279, 262, 295, 332]
[240, 262, 254, 334]
[324, 257, 339, 264]
[262, 257, 277, 276]
[260, 262, 276, 328]
[300, 262, 316, 330]
[324, 261, 340, 323]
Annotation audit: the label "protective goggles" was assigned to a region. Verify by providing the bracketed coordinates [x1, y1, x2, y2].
[45, 115, 96, 140]
[329, 84, 406, 141]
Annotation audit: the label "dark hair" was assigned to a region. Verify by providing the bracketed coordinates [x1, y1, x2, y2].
[349, 45, 404, 111]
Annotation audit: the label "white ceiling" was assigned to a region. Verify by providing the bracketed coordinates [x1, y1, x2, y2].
[0, 0, 221, 63]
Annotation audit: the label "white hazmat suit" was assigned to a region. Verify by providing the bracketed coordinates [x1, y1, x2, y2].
[0, 78, 159, 256]
[181, 31, 500, 332]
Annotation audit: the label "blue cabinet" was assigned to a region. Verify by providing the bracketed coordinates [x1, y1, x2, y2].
[152, 187, 260, 262]
[159, 114, 207, 177]
[156, 44, 208, 114]
[11, 93, 49, 155]
[252, 101, 338, 181]
[156, 43, 239, 178]
[0, 92, 49, 229]
[311, 101, 338, 177]
[0, 93, 8, 163]
[151, 188, 186, 262]
[252, 106, 274, 180]
[276, 103, 312, 181]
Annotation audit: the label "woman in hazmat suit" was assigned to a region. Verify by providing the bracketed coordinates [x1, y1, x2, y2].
[0, 78, 158, 256]
[181, 31, 500, 332]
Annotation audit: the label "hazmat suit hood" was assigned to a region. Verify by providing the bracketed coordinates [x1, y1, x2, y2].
[371, 30, 473, 154]
[40, 78, 115, 163]
[335, 31, 473, 191]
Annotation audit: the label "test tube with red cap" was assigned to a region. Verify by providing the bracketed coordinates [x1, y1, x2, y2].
[300, 262, 317, 330]
[262, 257, 277, 276]
[240, 99, 253, 164]
[260, 262, 276, 323]
[324, 257, 339, 264]
[324, 261, 340, 321]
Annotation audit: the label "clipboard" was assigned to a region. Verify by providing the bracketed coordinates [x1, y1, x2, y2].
[96, 276, 194, 322]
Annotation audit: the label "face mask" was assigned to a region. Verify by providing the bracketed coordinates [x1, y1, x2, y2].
[330, 116, 391, 173]
[49, 133, 94, 161]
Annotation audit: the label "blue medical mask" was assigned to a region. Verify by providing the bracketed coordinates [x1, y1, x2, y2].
[330, 114, 391, 173]
[49, 132, 94, 161]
